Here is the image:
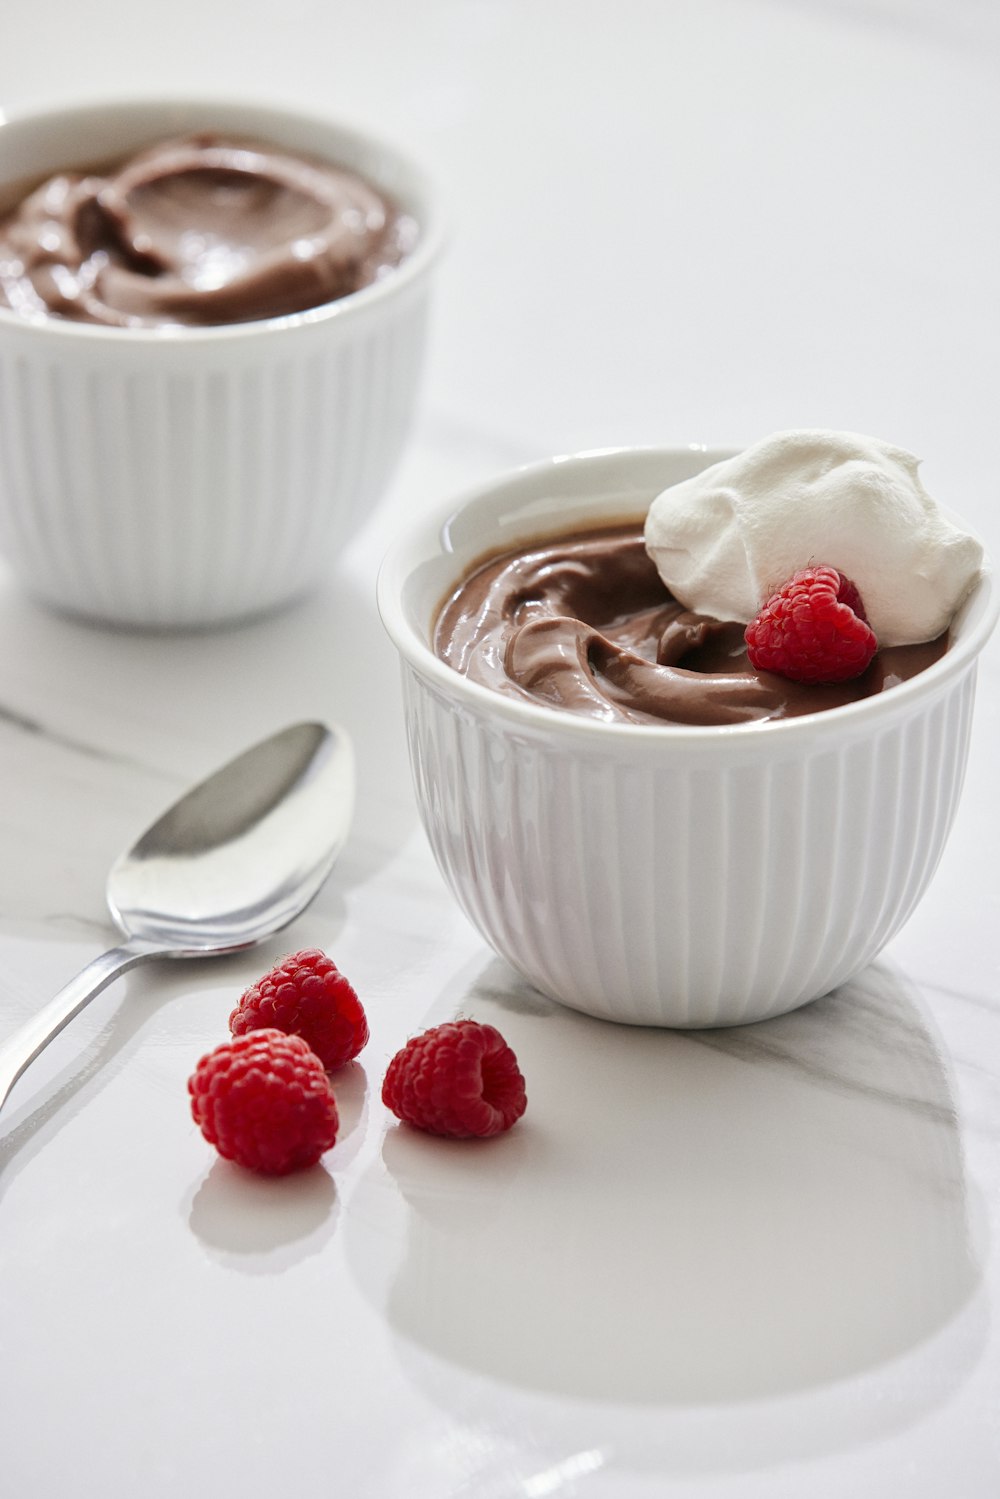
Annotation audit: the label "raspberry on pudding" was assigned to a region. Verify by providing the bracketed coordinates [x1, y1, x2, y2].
[744, 566, 878, 684]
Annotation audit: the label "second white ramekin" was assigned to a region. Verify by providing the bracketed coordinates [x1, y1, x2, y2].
[378, 447, 997, 1028]
[0, 97, 444, 628]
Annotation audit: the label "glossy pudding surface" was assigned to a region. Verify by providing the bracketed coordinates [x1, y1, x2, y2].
[434, 523, 947, 726]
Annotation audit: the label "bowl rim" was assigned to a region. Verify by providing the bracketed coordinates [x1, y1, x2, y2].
[0, 92, 446, 343]
[377, 443, 999, 752]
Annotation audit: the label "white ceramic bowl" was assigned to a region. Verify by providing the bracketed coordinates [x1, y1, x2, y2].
[0, 97, 444, 628]
[378, 446, 998, 1028]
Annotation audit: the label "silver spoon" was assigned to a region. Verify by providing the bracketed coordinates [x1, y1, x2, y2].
[0, 720, 354, 1116]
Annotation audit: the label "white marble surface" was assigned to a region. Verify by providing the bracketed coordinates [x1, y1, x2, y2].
[1, 3, 999, 1495]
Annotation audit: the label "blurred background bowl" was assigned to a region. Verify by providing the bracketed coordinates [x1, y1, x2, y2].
[0, 96, 444, 628]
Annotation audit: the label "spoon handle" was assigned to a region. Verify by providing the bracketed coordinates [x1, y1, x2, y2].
[0, 942, 163, 1115]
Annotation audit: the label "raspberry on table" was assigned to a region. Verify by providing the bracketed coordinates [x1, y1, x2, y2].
[188, 1029, 339, 1175]
[382, 1019, 527, 1139]
[229, 948, 368, 1071]
[744, 565, 878, 684]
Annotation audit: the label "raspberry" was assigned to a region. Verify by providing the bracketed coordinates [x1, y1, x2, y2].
[744, 565, 878, 684]
[382, 1020, 527, 1138]
[188, 1029, 339, 1175]
[229, 949, 368, 1071]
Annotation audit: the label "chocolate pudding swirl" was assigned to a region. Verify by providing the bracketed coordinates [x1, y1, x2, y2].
[0, 134, 415, 327]
[434, 524, 948, 727]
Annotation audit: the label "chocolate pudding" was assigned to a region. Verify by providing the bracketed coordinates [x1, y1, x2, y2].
[434, 523, 948, 726]
[0, 134, 415, 327]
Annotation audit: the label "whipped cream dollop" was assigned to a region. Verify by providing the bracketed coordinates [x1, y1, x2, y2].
[643, 430, 983, 645]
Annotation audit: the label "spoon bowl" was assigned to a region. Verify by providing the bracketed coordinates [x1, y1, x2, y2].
[0, 721, 354, 1114]
[108, 721, 353, 952]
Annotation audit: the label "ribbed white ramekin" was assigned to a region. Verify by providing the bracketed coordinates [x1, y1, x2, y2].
[0, 97, 444, 628]
[378, 447, 997, 1027]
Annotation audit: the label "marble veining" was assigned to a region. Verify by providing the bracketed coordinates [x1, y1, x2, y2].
[1, 4, 999, 1497]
